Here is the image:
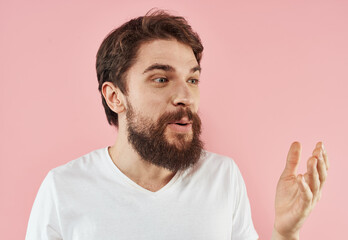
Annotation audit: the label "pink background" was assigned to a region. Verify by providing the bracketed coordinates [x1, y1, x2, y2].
[1, 0, 347, 239]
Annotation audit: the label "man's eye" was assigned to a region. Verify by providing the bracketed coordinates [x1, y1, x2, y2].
[153, 77, 168, 83]
[188, 79, 199, 85]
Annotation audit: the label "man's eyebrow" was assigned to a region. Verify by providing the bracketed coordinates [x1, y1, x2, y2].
[142, 64, 202, 74]
[143, 64, 175, 74]
[191, 65, 201, 73]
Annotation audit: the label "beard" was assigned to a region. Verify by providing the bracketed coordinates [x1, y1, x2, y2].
[126, 103, 204, 172]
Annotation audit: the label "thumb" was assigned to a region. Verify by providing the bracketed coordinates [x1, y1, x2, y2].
[282, 142, 301, 177]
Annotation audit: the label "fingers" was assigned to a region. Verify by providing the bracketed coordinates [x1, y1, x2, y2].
[312, 143, 328, 191]
[306, 156, 321, 203]
[301, 142, 329, 205]
[315, 142, 329, 170]
[297, 174, 313, 212]
[282, 142, 302, 176]
[322, 143, 330, 170]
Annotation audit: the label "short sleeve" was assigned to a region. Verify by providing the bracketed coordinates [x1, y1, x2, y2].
[25, 171, 63, 240]
[230, 161, 259, 240]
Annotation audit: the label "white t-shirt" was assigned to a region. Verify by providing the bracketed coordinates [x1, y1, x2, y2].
[26, 147, 258, 240]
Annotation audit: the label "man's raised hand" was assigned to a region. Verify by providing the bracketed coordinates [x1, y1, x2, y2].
[272, 142, 329, 240]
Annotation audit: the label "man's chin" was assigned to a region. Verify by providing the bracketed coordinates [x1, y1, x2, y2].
[165, 131, 193, 147]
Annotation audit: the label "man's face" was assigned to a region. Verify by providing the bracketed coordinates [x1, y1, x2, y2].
[124, 39, 203, 172]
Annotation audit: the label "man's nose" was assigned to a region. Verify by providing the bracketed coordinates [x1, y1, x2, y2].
[172, 81, 195, 107]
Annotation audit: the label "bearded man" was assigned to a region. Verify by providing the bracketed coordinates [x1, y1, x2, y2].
[26, 10, 329, 240]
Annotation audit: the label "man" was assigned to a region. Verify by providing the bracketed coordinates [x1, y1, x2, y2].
[26, 10, 329, 240]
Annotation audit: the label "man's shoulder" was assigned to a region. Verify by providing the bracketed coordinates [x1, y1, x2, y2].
[181, 150, 242, 188]
[202, 150, 237, 166]
[49, 147, 108, 177]
[192, 150, 239, 174]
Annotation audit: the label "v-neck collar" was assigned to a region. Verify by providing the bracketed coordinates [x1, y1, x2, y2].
[103, 146, 182, 196]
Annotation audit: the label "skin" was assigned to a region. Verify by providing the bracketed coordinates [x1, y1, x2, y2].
[102, 39, 329, 239]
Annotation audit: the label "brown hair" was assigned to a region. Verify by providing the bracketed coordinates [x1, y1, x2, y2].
[96, 9, 204, 127]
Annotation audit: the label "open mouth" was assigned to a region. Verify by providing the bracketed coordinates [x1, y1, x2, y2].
[175, 123, 188, 126]
[170, 117, 192, 126]
[167, 118, 192, 133]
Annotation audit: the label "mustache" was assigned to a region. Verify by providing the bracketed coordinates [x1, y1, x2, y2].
[159, 108, 194, 123]
[156, 108, 201, 133]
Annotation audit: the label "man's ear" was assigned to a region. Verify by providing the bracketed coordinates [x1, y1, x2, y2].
[101, 82, 126, 114]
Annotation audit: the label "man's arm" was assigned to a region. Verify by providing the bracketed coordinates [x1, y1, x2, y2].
[271, 142, 329, 240]
[26, 172, 63, 240]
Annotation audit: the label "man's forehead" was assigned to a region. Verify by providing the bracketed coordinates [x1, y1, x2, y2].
[134, 39, 199, 72]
